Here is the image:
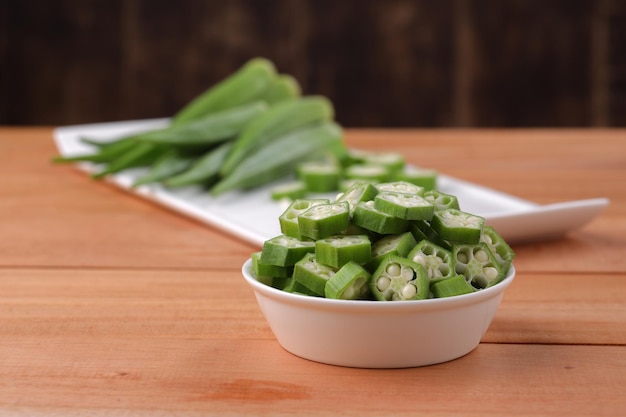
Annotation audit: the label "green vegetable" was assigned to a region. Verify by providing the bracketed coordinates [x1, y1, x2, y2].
[260, 235, 315, 267]
[325, 262, 371, 300]
[394, 168, 437, 190]
[279, 199, 330, 239]
[352, 201, 409, 235]
[366, 231, 417, 273]
[263, 74, 301, 104]
[52, 137, 138, 164]
[335, 181, 379, 215]
[369, 255, 430, 301]
[171, 58, 277, 126]
[293, 253, 337, 296]
[211, 121, 344, 195]
[314, 234, 371, 269]
[91, 142, 164, 179]
[373, 191, 434, 221]
[480, 225, 515, 275]
[344, 163, 391, 183]
[376, 181, 424, 196]
[431, 209, 485, 244]
[165, 142, 233, 188]
[406, 240, 455, 283]
[132, 151, 196, 187]
[136, 101, 268, 147]
[270, 181, 308, 201]
[297, 160, 341, 193]
[453, 242, 504, 289]
[297, 201, 350, 240]
[423, 190, 460, 211]
[220, 96, 334, 176]
[431, 275, 475, 298]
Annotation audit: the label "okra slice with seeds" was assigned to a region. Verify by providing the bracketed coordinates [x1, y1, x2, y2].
[344, 164, 391, 183]
[260, 235, 315, 267]
[431, 275, 475, 298]
[365, 231, 417, 273]
[270, 181, 308, 201]
[352, 201, 409, 235]
[480, 225, 515, 274]
[423, 190, 460, 211]
[409, 220, 452, 251]
[297, 160, 341, 193]
[374, 191, 435, 221]
[369, 255, 430, 301]
[453, 242, 504, 289]
[406, 240, 455, 283]
[293, 253, 337, 296]
[315, 235, 371, 269]
[394, 168, 437, 191]
[251, 251, 292, 279]
[279, 199, 330, 239]
[431, 209, 485, 244]
[376, 181, 424, 196]
[325, 262, 372, 300]
[335, 181, 379, 215]
[298, 201, 351, 240]
[360, 152, 405, 175]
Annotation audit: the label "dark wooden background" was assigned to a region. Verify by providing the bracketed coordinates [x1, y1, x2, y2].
[1, 0, 625, 127]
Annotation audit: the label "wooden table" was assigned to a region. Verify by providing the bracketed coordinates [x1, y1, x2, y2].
[1, 127, 625, 416]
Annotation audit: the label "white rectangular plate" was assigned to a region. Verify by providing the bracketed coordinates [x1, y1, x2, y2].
[53, 119, 609, 245]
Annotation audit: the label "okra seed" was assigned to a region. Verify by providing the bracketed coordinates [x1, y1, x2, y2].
[386, 263, 401, 277]
[483, 267, 499, 280]
[401, 284, 417, 299]
[475, 249, 489, 262]
[457, 252, 468, 264]
[412, 254, 426, 266]
[400, 267, 414, 281]
[376, 276, 391, 291]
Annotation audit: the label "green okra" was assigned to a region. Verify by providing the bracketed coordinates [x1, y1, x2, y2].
[251, 251, 293, 280]
[293, 253, 337, 296]
[91, 142, 164, 179]
[220, 96, 335, 176]
[431, 208, 485, 244]
[373, 191, 435, 221]
[352, 201, 409, 235]
[369, 255, 430, 301]
[325, 262, 372, 300]
[132, 151, 197, 187]
[406, 240, 455, 283]
[263, 74, 301, 104]
[297, 201, 351, 240]
[270, 181, 308, 201]
[423, 190, 460, 211]
[211, 121, 345, 196]
[480, 225, 515, 275]
[52, 137, 138, 164]
[260, 235, 315, 267]
[376, 181, 424, 196]
[279, 198, 330, 239]
[343, 163, 391, 183]
[314, 234, 371, 269]
[394, 168, 437, 191]
[296, 160, 341, 193]
[365, 231, 417, 273]
[453, 242, 504, 289]
[165, 142, 233, 188]
[431, 275, 475, 298]
[409, 220, 452, 251]
[136, 101, 268, 147]
[172, 58, 277, 126]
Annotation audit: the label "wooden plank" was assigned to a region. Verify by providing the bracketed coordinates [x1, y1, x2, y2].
[0, 337, 624, 416]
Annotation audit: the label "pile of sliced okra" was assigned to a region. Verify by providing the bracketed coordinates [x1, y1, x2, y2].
[253, 178, 515, 301]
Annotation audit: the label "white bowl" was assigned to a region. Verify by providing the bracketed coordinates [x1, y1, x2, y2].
[242, 259, 515, 368]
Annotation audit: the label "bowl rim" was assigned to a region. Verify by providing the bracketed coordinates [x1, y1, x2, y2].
[242, 258, 516, 313]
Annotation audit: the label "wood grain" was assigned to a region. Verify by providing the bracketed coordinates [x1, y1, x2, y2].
[1, 127, 625, 415]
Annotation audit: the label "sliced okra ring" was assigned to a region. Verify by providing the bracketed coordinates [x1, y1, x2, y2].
[284, 276, 322, 296]
[365, 231, 417, 273]
[297, 201, 351, 240]
[393, 167, 437, 191]
[423, 190, 460, 211]
[293, 253, 337, 296]
[374, 191, 435, 221]
[251, 251, 293, 278]
[352, 201, 409, 235]
[296, 160, 341, 193]
[344, 163, 391, 183]
[376, 181, 424, 196]
[270, 181, 308, 201]
[325, 262, 372, 300]
[453, 242, 504, 289]
[369, 255, 430, 301]
[480, 225, 515, 274]
[431, 275, 475, 298]
[408, 220, 452, 251]
[259, 235, 315, 267]
[335, 181, 379, 215]
[315, 234, 372, 269]
[360, 152, 405, 175]
[278, 198, 330, 239]
[431, 208, 485, 244]
[407, 240, 455, 283]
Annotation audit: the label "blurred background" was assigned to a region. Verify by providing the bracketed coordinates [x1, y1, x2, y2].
[1, 0, 625, 127]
